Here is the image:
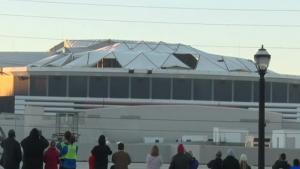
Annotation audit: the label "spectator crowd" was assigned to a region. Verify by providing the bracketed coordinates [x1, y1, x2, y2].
[0, 128, 299, 169]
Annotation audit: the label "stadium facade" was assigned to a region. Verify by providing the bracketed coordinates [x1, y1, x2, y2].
[1, 39, 300, 145]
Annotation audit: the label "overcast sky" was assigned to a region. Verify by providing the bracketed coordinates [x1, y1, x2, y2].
[0, 0, 300, 75]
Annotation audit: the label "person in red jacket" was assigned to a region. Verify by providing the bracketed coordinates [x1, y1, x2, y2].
[44, 140, 60, 169]
[89, 155, 96, 169]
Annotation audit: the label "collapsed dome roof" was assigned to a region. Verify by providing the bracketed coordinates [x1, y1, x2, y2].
[29, 39, 262, 73]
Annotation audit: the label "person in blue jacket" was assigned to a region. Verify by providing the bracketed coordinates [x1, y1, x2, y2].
[291, 159, 300, 169]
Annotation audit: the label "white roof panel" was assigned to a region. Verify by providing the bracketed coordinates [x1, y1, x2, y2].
[162, 55, 189, 69]
[144, 52, 171, 67]
[131, 42, 153, 52]
[153, 43, 175, 53]
[114, 51, 140, 66]
[64, 51, 109, 67]
[237, 58, 258, 72]
[196, 56, 227, 72]
[125, 53, 158, 69]
[46, 54, 72, 67]
[224, 57, 249, 72]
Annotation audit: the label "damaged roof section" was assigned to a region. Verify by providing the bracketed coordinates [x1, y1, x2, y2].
[27, 39, 272, 74]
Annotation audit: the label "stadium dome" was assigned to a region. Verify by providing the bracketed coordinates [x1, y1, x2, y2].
[29, 39, 260, 73]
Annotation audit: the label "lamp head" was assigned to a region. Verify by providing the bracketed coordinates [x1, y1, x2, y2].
[254, 45, 271, 72]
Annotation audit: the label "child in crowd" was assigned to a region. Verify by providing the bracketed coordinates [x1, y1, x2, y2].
[44, 140, 60, 169]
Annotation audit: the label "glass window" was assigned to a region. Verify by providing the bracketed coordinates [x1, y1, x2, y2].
[193, 79, 212, 100]
[214, 80, 232, 101]
[131, 77, 149, 99]
[289, 84, 300, 103]
[69, 76, 87, 97]
[14, 76, 29, 96]
[48, 76, 67, 97]
[233, 81, 252, 102]
[152, 78, 171, 99]
[89, 77, 108, 98]
[30, 76, 47, 96]
[110, 77, 129, 98]
[173, 78, 191, 100]
[272, 82, 287, 103]
[254, 82, 271, 102]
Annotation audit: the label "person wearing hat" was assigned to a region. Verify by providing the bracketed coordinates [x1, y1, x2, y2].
[169, 144, 192, 169]
[0, 129, 22, 169]
[207, 151, 223, 169]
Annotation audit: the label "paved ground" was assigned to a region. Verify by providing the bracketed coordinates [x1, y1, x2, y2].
[0, 162, 269, 169]
[76, 162, 265, 169]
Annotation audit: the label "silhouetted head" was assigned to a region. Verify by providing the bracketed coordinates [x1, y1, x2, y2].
[118, 142, 124, 150]
[151, 145, 159, 157]
[29, 128, 39, 139]
[98, 135, 106, 146]
[8, 129, 15, 138]
[177, 144, 185, 154]
[64, 131, 72, 142]
[70, 134, 76, 144]
[293, 159, 300, 166]
[280, 153, 286, 160]
[50, 140, 56, 147]
[216, 151, 222, 158]
[227, 149, 235, 157]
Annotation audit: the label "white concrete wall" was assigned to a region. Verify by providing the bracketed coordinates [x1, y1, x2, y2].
[84, 105, 282, 143]
[4, 104, 284, 144]
[272, 130, 300, 148]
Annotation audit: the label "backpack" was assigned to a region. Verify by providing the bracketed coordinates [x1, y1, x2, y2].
[190, 158, 199, 169]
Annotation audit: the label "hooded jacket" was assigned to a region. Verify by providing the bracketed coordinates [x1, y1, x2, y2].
[21, 128, 49, 169]
[207, 157, 223, 169]
[272, 160, 290, 169]
[0, 137, 22, 169]
[222, 155, 239, 169]
[91, 135, 112, 169]
[169, 144, 192, 169]
[43, 147, 60, 169]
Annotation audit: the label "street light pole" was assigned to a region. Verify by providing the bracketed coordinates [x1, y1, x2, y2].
[258, 69, 266, 169]
[254, 45, 271, 169]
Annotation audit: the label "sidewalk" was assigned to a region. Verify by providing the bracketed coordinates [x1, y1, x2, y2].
[0, 162, 268, 169]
